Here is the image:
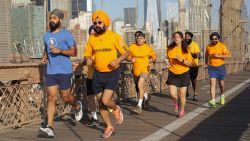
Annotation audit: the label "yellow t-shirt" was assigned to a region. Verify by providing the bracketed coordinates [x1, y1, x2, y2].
[188, 41, 200, 67]
[167, 46, 193, 74]
[206, 42, 231, 67]
[84, 30, 128, 72]
[129, 43, 156, 77]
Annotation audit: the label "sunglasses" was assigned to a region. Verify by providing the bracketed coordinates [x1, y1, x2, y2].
[211, 38, 218, 41]
[93, 21, 103, 25]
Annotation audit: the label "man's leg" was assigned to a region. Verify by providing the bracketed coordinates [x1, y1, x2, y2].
[218, 80, 225, 94]
[60, 88, 79, 109]
[96, 91, 117, 138]
[38, 85, 58, 138]
[59, 74, 82, 121]
[210, 78, 217, 100]
[133, 77, 146, 113]
[208, 78, 217, 107]
[60, 89, 82, 121]
[47, 86, 58, 128]
[218, 79, 225, 105]
[88, 95, 98, 119]
[191, 78, 198, 101]
[98, 90, 115, 128]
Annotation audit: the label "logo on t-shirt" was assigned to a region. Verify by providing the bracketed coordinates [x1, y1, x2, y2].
[49, 38, 57, 46]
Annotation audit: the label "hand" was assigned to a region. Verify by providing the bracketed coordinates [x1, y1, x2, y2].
[213, 54, 221, 58]
[176, 55, 183, 62]
[131, 57, 136, 62]
[147, 63, 154, 71]
[86, 58, 93, 66]
[72, 62, 80, 71]
[41, 57, 47, 64]
[50, 46, 61, 54]
[109, 60, 119, 68]
[204, 64, 208, 69]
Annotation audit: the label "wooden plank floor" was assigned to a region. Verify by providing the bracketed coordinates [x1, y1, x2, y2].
[1, 71, 250, 141]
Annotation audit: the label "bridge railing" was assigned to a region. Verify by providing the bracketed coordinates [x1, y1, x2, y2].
[0, 60, 248, 130]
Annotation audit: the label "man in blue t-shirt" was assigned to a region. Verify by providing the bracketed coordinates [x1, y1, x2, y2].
[38, 9, 83, 138]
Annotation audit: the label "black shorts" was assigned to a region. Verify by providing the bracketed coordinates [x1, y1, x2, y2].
[189, 67, 199, 81]
[92, 68, 120, 94]
[166, 71, 190, 87]
[86, 78, 95, 95]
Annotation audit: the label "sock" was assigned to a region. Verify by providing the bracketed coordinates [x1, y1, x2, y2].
[221, 94, 225, 98]
[137, 99, 143, 107]
[144, 93, 148, 100]
[211, 99, 215, 103]
[91, 112, 98, 120]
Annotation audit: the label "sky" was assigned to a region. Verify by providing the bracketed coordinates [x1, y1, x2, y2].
[93, 0, 250, 29]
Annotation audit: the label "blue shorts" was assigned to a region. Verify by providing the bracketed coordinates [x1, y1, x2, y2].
[45, 74, 72, 90]
[208, 65, 226, 80]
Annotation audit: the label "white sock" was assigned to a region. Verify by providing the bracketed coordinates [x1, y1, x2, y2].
[137, 99, 143, 107]
[144, 93, 148, 100]
[91, 112, 98, 120]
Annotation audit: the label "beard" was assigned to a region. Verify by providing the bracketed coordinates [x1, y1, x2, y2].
[186, 39, 192, 45]
[94, 26, 105, 34]
[49, 22, 60, 31]
[212, 41, 218, 45]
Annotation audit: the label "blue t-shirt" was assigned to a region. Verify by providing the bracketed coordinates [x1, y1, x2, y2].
[43, 29, 76, 74]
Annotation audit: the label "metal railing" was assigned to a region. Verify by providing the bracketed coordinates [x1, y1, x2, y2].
[0, 60, 248, 131]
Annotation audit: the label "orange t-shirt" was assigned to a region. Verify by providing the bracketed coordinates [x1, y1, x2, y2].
[129, 43, 156, 76]
[206, 42, 231, 67]
[84, 30, 128, 72]
[167, 46, 193, 74]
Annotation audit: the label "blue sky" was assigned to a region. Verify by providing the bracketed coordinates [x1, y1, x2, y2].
[248, 0, 250, 15]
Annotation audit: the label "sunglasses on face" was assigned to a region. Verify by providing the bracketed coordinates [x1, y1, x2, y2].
[211, 38, 218, 41]
[93, 21, 103, 25]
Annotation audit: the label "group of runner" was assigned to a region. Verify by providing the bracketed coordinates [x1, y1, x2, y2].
[38, 9, 231, 138]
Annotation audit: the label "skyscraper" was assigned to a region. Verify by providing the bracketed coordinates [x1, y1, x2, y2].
[0, 0, 12, 63]
[188, 0, 211, 32]
[178, 0, 186, 33]
[87, 0, 92, 12]
[166, 0, 178, 21]
[124, 8, 136, 26]
[144, 0, 148, 27]
[72, 0, 87, 18]
[144, 0, 159, 44]
[50, 0, 72, 18]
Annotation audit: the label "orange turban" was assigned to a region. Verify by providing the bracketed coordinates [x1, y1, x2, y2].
[92, 10, 110, 27]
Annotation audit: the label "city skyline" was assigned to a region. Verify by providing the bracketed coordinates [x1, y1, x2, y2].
[93, 0, 250, 29]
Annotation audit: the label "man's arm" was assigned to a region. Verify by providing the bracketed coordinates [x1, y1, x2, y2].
[110, 51, 130, 68]
[50, 46, 77, 57]
[60, 47, 77, 57]
[41, 48, 48, 64]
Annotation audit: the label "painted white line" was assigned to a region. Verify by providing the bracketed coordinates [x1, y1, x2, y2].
[141, 78, 250, 141]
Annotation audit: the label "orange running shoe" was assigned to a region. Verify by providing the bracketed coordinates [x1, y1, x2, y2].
[112, 105, 124, 125]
